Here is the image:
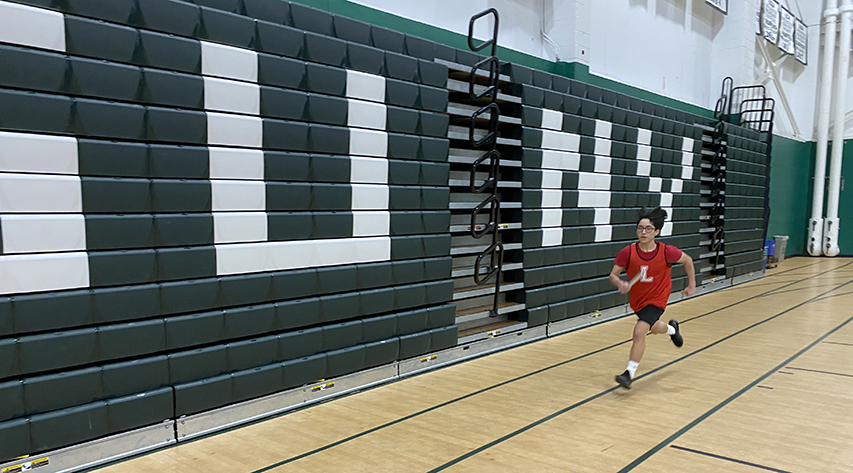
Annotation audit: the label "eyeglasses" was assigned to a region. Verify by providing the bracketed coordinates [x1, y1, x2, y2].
[637, 225, 657, 234]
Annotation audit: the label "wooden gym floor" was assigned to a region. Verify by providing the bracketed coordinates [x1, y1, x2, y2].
[96, 256, 853, 472]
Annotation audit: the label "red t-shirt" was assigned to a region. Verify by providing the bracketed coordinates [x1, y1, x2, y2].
[615, 242, 682, 312]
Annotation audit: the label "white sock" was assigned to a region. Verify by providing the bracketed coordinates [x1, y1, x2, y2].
[667, 324, 676, 336]
[626, 361, 639, 379]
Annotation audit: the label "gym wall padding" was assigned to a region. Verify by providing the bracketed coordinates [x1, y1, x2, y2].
[0, 0, 455, 460]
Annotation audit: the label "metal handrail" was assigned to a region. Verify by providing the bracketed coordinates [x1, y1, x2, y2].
[467, 8, 503, 317]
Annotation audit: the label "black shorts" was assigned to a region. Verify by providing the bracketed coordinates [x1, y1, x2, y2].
[636, 305, 665, 327]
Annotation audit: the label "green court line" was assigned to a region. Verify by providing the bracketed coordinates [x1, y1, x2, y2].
[618, 306, 853, 472]
[426, 277, 853, 472]
[248, 263, 851, 472]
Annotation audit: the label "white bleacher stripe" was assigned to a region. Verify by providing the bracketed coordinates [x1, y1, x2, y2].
[347, 99, 387, 130]
[213, 212, 268, 243]
[0, 173, 82, 213]
[541, 227, 563, 247]
[346, 70, 385, 102]
[594, 138, 611, 157]
[0, 252, 89, 295]
[578, 190, 611, 207]
[637, 144, 651, 161]
[209, 148, 264, 180]
[541, 130, 580, 152]
[0, 214, 86, 254]
[541, 189, 563, 208]
[594, 208, 611, 225]
[350, 157, 388, 184]
[648, 177, 662, 192]
[682, 151, 694, 166]
[351, 184, 389, 210]
[637, 129, 652, 145]
[201, 41, 258, 82]
[578, 172, 611, 190]
[594, 120, 612, 139]
[636, 161, 651, 177]
[541, 208, 562, 227]
[215, 237, 391, 275]
[541, 150, 580, 171]
[0, 1, 65, 52]
[349, 129, 388, 157]
[352, 211, 390, 236]
[594, 156, 612, 173]
[541, 170, 563, 189]
[206, 113, 263, 148]
[541, 109, 563, 131]
[660, 192, 673, 207]
[203, 77, 260, 115]
[0, 132, 78, 175]
[210, 180, 266, 211]
[682, 138, 694, 152]
[671, 179, 683, 193]
[682, 166, 693, 179]
[595, 225, 612, 242]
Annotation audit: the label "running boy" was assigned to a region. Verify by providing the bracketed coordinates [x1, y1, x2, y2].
[609, 207, 696, 389]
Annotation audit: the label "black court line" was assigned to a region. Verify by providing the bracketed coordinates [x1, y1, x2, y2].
[785, 366, 853, 379]
[245, 262, 852, 473]
[823, 341, 853, 347]
[812, 290, 853, 303]
[669, 445, 792, 473]
[618, 301, 853, 472]
[427, 278, 853, 473]
[757, 283, 842, 298]
[764, 259, 824, 277]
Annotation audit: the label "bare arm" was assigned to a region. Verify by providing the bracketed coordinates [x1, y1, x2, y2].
[609, 264, 629, 294]
[677, 252, 696, 296]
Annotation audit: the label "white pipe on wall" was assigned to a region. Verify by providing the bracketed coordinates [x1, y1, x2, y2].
[825, 0, 852, 257]
[809, 0, 839, 256]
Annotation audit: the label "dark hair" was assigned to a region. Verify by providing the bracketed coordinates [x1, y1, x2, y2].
[637, 207, 667, 230]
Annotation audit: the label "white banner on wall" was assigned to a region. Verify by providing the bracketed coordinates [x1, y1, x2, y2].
[778, 7, 795, 54]
[763, 0, 780, 44]
[794, 18, 808, 64]
[706, 0, 727, 14]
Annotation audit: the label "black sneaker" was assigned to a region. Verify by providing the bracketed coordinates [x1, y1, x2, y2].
[669, 319, 683, 347]
[615, 370, 632, 389]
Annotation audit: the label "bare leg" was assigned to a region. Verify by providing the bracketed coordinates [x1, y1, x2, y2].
[649, 320, 668, 334]
[628, 320, 651, 363]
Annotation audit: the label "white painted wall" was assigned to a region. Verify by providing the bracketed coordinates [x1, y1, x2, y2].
[349, 0, 550, 59]
[349, 0, 822, 140]
[589, 0, 719, 110]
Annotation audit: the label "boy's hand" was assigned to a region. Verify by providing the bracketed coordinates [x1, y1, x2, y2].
[683, 284, 696, 297]
[617, 280, 630, 294]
